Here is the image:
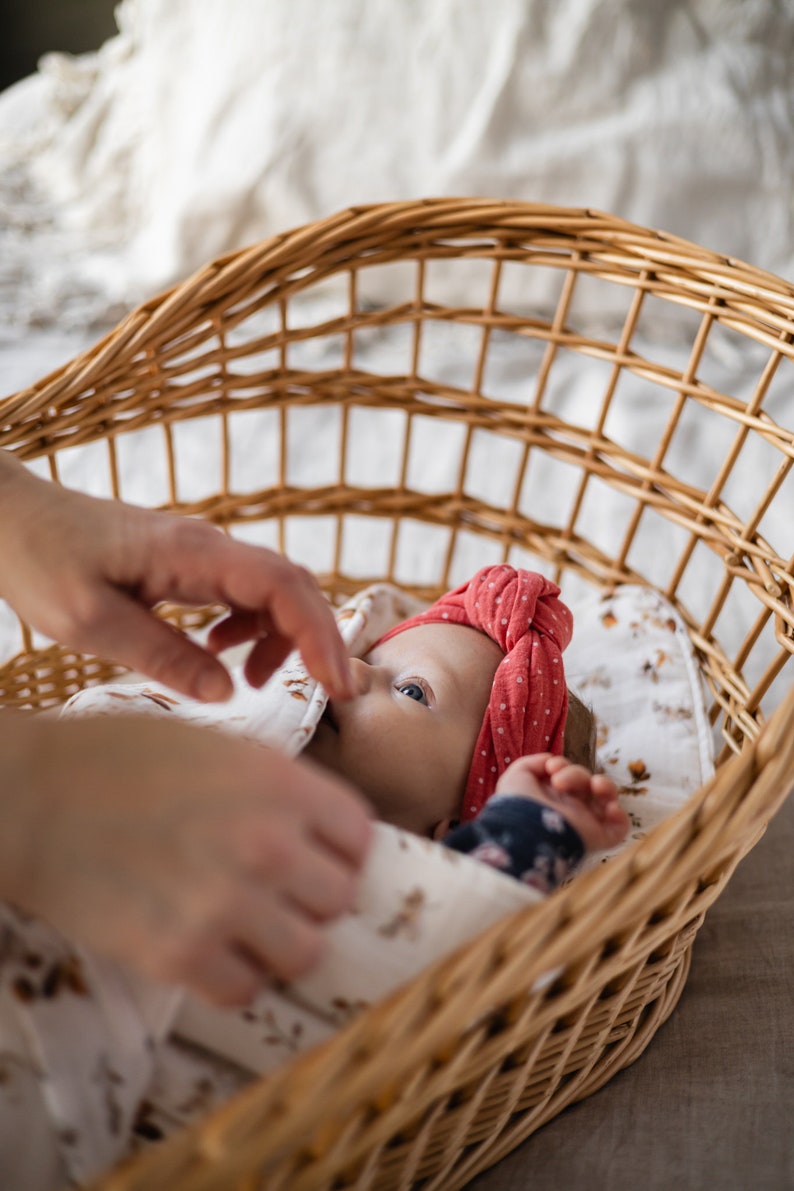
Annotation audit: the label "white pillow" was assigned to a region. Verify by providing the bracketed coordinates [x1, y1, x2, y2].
[566, 584, 715, 874]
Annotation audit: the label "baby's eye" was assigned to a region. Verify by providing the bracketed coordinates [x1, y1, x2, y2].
[396, 680, 428, 704]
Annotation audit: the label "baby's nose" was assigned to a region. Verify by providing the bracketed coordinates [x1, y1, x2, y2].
[348, 656, 374, 695]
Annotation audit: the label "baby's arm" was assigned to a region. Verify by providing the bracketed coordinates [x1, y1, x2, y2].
[442, 754, 629, 891]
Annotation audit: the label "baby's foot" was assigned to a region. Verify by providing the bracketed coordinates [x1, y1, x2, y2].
[495, 754, 629, 853]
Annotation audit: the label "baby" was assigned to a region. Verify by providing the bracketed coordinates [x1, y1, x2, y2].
[305, 565, 629, 891]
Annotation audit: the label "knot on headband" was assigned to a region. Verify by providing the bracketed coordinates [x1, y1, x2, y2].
[379, 565, 573, 821]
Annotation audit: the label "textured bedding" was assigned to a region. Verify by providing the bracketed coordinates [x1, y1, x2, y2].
[1, 1, 792, 333]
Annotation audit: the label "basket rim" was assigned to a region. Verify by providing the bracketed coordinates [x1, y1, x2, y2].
[4, 197, 794, 425]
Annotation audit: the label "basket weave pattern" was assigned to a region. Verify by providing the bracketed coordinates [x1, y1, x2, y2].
[1, 200, 793, 1190]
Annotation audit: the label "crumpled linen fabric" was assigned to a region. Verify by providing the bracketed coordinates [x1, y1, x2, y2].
[378, 565, 573, 820]
[0, 0, 792, 331]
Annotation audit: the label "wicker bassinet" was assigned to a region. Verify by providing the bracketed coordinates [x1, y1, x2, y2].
[1, 200, 793, 1191]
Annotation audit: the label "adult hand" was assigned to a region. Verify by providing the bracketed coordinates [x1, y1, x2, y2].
[0, 451, 354, 702]
[0, 713, 372, 1004]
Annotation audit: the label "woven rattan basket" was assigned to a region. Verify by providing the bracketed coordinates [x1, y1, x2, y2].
[2, 199, 794, 1190]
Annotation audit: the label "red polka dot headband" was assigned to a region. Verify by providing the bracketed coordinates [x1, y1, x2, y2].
[378, 565, 573, 821]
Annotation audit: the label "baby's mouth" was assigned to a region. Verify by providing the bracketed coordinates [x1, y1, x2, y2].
[320, 700, 340, 734]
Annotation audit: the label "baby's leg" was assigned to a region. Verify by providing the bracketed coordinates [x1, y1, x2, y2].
[495, 754, 629, 853]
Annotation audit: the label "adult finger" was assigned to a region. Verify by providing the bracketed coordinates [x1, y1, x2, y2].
[117, 513, 351, 696]
[207, 611, 300, 687]
[174, 942, 269, 1007]
[209, 610, 346, 692]
[222, 746, 372, 879]
[233, 894, 328, 984]
[260, 567, 354, 698]
[234, 821, 360, 923]
[70, 584, 234, 702]
[242, 634, 295, 687]
[292, 758, 374, 866]
[206, 610, 265, 654]
[199, 540, 354, 698]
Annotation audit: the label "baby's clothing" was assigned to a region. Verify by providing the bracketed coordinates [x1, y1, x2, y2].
[444, 795, 585, 891]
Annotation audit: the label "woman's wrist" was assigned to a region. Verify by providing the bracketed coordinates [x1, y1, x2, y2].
[0, 452, 45, 598]
[0, 448, 33, 493]
[0, 712, 45, 905]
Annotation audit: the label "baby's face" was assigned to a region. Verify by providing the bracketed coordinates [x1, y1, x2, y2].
[304, 623, 502, 836]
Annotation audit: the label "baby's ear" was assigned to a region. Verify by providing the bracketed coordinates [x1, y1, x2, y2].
[431, 817, 456, 841]
[564, 688, 597, 769]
